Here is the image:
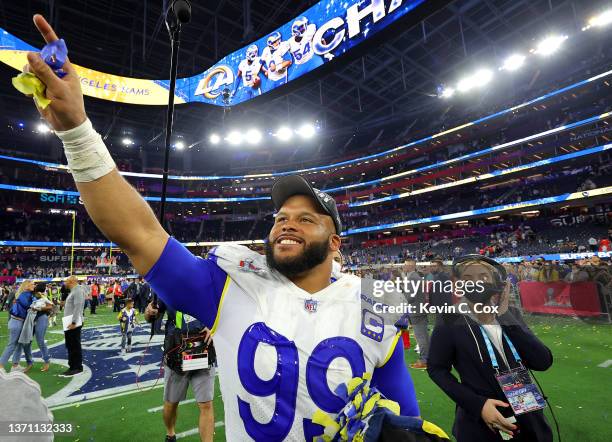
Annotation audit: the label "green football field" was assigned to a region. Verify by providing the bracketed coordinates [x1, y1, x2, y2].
[0, 308, 610, 442]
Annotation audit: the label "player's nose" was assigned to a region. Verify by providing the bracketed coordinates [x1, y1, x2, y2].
[279, 218, 302, 233]
[281, 222, 298, 232]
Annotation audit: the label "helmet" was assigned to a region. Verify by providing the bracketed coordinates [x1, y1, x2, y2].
[292, 17, 308, 37]
[246, 45, 258, 61]
[267, 31, 281, 50]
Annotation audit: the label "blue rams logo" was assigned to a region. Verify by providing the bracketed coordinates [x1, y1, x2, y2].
[194, 65, 235, 99]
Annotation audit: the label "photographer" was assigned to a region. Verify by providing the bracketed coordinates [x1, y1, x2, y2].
[427, 255, 553, 441]
[145, 299, 216, 442]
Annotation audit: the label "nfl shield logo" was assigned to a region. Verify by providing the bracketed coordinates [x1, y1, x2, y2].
[304, 299, 318, 313]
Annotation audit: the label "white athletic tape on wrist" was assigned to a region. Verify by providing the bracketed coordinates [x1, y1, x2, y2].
[55, 119, 116, 182]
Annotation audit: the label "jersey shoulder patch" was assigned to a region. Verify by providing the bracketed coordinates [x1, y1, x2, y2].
[208, 244, 267, 278]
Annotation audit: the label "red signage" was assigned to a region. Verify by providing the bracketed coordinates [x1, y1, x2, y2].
[518, 282, 602, 317]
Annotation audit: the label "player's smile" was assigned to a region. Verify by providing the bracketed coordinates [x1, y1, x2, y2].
[274, 234, 305, 252]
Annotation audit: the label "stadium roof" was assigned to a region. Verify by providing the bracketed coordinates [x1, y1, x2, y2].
[0, 0, 609, 170]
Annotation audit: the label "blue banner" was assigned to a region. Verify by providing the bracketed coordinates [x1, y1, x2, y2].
[174, 0, 427, 105]
[1, 0, 427, 106]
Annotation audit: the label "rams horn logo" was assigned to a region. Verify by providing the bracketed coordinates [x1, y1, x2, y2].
[195, 65, 235, 99]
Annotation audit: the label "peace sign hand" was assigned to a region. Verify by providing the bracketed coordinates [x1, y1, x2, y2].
[25, 15, 87, 131]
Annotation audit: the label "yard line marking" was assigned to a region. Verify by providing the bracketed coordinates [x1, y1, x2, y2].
[176, 422, 224, 439]
[598, 359, 612, 368]
[148, 398, 197, 413]
[48, 380, 164, 410]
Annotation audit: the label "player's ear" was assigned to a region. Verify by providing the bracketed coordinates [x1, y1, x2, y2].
[328, 234, 341, 252]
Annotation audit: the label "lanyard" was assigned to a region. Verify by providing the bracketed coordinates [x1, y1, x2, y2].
[479, 326, 522, 371]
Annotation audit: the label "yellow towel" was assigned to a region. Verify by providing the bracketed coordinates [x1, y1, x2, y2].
[12, 72, 51, 109]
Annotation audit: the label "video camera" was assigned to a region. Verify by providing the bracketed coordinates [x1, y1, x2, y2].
[163, 328, 217, 375]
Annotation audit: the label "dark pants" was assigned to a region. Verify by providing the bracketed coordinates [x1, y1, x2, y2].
[64, 326, 83, 371]
[90, 297, 98, 314]
[137, 297, 146, 314]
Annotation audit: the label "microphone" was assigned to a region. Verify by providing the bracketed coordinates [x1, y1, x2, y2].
[172, 0, 192, 24]
[158, 0, 191, 226]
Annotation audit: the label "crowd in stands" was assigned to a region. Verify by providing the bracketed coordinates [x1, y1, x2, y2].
[0, 248, 135, 279]
[345, 217, 612, 266]
[0, 213, 608, 280]
[343, 163, 612, 231]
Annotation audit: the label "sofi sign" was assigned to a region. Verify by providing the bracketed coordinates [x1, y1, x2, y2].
[0, 0, 427, 106]
[40, 194, 83, 205]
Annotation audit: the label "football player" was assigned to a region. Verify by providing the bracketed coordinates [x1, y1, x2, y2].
[24, 15, 419, 442]
[231, 44, 265, 103]
[288, 16, 329, 81]
[260, 31, 292, 90]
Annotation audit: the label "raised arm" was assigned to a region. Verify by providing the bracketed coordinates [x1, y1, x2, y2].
[26, 15, 168, 275]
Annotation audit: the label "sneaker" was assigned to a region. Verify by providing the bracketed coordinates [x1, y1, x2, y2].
[121, 348, 126, 355]
[409, 360, 428, 370]
[127, 345, 132, 353]
[22, 364, 33, 374]
[165, 435, 177, 442]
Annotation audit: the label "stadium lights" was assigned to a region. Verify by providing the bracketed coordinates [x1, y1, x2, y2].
[210, 123, 317, 145]
[440, 87, 455, 99]
[121, 137, 134, 146]
[245, 129, 262, 145]
[297, 123, 316, 139]
[226, 131, 243, 145]
[276, 126, 294, 141]
[534, 35, 568, 56]
[501, 54, 526, 71]
[475, 69, 493, 85]
[457, 76, 476, 93]
[174, 141, 185, 150]
[209, 133, 221, 145]
[36, 123, 51, 134]
[584, 10, 612, 30]
[457, 69, 493, 93]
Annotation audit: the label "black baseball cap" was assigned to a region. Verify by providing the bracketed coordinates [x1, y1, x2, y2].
[271, 175, 342, 234]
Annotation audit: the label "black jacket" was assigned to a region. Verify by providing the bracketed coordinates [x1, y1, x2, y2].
[428, 271, 453, 308]
[427, 307, 553, 442]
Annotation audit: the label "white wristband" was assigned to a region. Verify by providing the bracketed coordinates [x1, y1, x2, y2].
[55, 119, 116, 183]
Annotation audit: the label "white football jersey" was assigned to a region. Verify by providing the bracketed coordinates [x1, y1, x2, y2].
[261, 42, 291, 82]
[238, 58, 263, 87]
[288, 24, 317, 65]
[209, 244, 399, 441]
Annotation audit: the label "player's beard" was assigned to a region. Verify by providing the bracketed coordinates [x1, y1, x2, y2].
[265, 236, 330, 278]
